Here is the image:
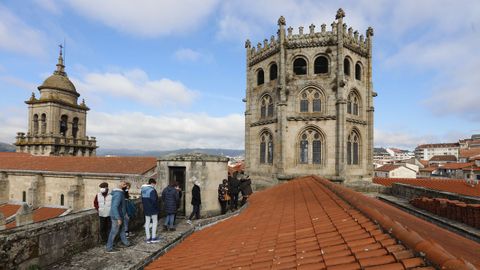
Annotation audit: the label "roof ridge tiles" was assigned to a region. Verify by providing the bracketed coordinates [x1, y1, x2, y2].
[312, 175, 479, 269]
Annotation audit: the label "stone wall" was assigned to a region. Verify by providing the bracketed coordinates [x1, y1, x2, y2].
[390, 183, 480, 204]
[0, 200, 145, 270]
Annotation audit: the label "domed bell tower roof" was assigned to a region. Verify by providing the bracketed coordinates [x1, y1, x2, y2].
[38, 46, 79, 97]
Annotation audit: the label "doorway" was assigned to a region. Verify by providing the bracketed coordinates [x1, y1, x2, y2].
[168, 166, 186, 216]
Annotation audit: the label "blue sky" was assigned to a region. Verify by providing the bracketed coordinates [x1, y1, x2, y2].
[0, 0, 479, 151]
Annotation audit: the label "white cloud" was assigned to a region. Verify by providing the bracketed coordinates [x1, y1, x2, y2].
[374, 129, 472, 150]
[174, 48, 202, 62]
[0, 106, 27, 144]
[89, 111, 244, 150]
[66, 0, 220, 37]
[72, 68, 197, 107]
[0, 75, 37, 92]
[0, 5, 47, 56]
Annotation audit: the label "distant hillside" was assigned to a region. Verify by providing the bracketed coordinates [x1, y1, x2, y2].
[97, 148, 244, 158]
[0, 142, 15, 152]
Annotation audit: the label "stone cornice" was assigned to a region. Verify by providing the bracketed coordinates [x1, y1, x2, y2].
[25, 99, 89, 111]
[287, 115, 336, 121]
[250, 118, 278, 127]
[346, 118, 367, 125]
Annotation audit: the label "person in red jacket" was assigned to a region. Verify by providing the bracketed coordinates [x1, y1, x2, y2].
[94, 182, 112, 243]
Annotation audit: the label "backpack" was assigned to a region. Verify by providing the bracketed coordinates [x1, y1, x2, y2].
[126, 200, 137, 219]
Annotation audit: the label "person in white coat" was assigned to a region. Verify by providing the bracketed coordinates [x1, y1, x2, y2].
[94, 182, 112, 243]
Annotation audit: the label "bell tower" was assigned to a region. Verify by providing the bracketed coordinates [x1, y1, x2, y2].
[14, 46, 98, 156]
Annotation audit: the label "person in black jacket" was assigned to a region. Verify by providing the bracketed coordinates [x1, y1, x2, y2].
[239, 175, 253, 206]
[218, 179, 229, 214]
[228, 175, 240, 211]
[162, 182, 179, 231]
[187, 180, 201, 224]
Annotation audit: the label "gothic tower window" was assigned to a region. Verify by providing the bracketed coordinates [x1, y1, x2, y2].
[22, 191, 26, 202]
[260, 131, 273, 164]
[60, 115, 68, 136]
[33, 114, 39, 134]
[347, 92, 360, 116]
[257, 69, 264, 85]
[41, 113, 46, 134]
[298, 128, 323, 164]
[60, 194, 64, 206]
[269, 63, 278, 80]
[72, 117, 79, 138]
[314, 56, 329, 74]
[347, 130, 360, 165]
[293, 58, 307, 75]
[260, 95, 273, 118]
[344, 57, 351, 76]
[299, 88, 323, 113]
[355, 62, 362, 81]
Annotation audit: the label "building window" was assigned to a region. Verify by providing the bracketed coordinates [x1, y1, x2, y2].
[355, 62, 362, 81]
[60, 194, 64, 206]
[257, 69, 264, 85]
[293, 58, 307, 75]
[72, 117, 79, 138]
[344, 58, 351, 76]
[33, 114, 39, 134]
[260, 131, 273, 164]
[60, 115, 68, 136]
[347, 131, 360, 165]
[299, 89, 323, 113]
[347, 92, 359, 116]
[41, 113, 47, 134]
[260, 95, 273, 119]
[299, 129, 323, 164]
[269, 63, 278, 81]
[22, 191, 26, 202]
[314, 56, 329, 74]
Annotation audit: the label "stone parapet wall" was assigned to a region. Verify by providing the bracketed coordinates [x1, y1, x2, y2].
[390, 183, 480, 204]
[0, 200, 144, 270]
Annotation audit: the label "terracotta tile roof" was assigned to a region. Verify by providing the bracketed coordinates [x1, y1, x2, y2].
[375, 164, 401, 172]
[0, 152, 156, 175]
[429, 155, 457, 162]
[438, 162, 475, 170]
[373, 178, 480, 197]
[459, 148, 480, 159]
[419, 167, 437, 172]
[5, 207, 68, 229]
[146, 176, 478, 270]
[0, 204, 21, 218]
[416, 143, 459, 149]
[419, 160, 429, 167]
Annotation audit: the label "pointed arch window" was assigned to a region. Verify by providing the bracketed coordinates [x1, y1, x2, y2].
[293, 58, 307, 75]
[60, 194, 64, 206]
[314, 56, 329, 74]
[260, 95, 274, 118]
[299, 89, 323, 113]
[257, 69, 264, 85]
[347, 131, 360, 165]
[347, 92, 360, 116]
[22, 191, 26, 202]
[33, 114, 39, 134]
[344, 58, 351, 76]
[41, 113, 47, 134]
[260, 131, 273, 164]
[355, 62, 362, 81]
[299, 129, 324, 164]
[269, 63, 278, 81]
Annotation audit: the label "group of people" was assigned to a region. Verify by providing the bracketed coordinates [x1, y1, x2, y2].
[218, 174, 253, 214]
[94, 178, 199, 253]
[94, 174, 249, 252]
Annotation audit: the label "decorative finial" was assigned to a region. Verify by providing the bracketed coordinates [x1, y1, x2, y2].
[245, 39, 251, 48]
[336, 8, 345, 20]
[367, 27, 374, 37]
[30, 92, 36, 101]
[278, 16, 286, 26]
[309, 24, 315, 34]
[81, 99, 86, 107]
[54, 44, 66, 76]
[287, 26, 293, 37]
[299, 26, 304, 35]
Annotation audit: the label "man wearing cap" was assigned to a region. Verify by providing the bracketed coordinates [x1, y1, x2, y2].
[187, 180, 201, 224]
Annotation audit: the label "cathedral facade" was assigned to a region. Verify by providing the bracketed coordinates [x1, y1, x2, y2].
[14, 48, 97, 156]
[244, 9, 375, 184]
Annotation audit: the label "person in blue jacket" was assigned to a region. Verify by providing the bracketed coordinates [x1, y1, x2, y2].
[162, 182, 179, 231]
[141, 178, 161, 243]
[106, 181, 130, 253]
